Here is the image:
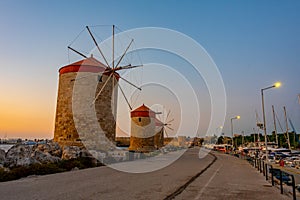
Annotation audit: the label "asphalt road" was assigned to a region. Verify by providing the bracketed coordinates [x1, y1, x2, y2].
[0, 148, 289, 200]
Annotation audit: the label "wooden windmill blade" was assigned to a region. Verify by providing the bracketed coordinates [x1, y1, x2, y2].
[161, 108, 174, 138]
[114, 39, 134, 68]
[165, 125, 174, 131]
[68, 25, 142, 110]
[166, 118, 174, 124]
[113, 75, 132, 110]
[164, 127, 169, 138]
[154, 106, 163, 121]
[112, 71, 116, 114]
[68, 46, 87, 58]
[119, 76, 142, 91]
[114, 64, 143, 71]
[112, 24, 115, 69]
[86, 26, 111, 68]
[92, 73, 114, 105]
[166, 109, 171, 121]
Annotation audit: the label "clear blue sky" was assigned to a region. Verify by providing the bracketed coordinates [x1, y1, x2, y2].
[0, 1, 299, 138]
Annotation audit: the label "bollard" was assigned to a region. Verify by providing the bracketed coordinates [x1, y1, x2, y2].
[262, 161, 265, 176]
[265, 164, 268, 180]
[279, 170, 283, 194]
[260, 160, 262, 173]
[291, 174, 296, 200]
[270, 166, 274, 186]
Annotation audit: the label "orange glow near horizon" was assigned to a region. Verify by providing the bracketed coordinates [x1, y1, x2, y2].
[0, 95, 55, 139]
[0, 111, 54, 139]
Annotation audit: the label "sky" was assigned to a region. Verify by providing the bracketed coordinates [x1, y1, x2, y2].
[0, 1, 299, 139]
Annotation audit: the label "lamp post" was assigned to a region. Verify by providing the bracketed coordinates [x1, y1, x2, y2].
[261, 82, 281, 152]
[213, 126, 223, 144]
[216, 126, 223, 136]
[231, 115, 240, 149]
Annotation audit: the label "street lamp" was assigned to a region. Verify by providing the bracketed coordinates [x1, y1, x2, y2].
[213, 126, 223, 144]
[216, 126, 223, 135]
[261, 82, 281, 152]
[231, 115, 240, 149]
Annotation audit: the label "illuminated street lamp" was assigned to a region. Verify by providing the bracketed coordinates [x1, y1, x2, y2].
[212, 126, 223, 144]
[231, 115, 240, 148]
[261, 82, 281, 152]
[216, 126, 223, 135]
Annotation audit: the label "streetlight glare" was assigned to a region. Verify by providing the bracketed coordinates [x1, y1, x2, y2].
[274, 82, 281, 88]
[237, 115, 240, 119]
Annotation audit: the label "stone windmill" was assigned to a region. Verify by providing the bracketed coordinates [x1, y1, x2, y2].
[129, 104, 156, 152]
[54, 25, 141, 148]
[128, 104, 174, 152]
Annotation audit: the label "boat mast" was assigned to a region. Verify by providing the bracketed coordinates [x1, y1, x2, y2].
[289, 118, 297, 148]
[283, 106, 291, 150]
[242, 131, 244, 147]
[253, 128, 256, 145]
[272, 105, 278, 147]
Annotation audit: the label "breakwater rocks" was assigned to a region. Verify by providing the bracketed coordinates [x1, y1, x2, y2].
[0, 149, 5, 166]
[0, 143, 93, 168]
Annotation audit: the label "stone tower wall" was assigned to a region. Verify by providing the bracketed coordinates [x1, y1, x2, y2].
[129, 116, 155, 152]
[54, 71, 118, 149]
[54, 72, 79, 146]
[154, 128, 164, 148]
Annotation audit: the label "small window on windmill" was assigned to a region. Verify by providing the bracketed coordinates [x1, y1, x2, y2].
[98, 75, 102, 82]
[138, 117, 141, 122]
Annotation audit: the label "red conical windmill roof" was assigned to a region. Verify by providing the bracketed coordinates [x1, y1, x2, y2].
[131, 104, 156, 118]
[59, 55, 108, 75]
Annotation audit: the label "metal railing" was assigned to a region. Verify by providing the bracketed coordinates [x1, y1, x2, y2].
[241, 155, 297, 200]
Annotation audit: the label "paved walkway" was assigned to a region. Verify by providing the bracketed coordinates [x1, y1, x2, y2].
[0, 148, 290, 200]
[176, 151, 290, 200]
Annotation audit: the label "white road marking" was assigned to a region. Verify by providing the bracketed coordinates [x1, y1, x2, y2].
[194, 164, 223, 200]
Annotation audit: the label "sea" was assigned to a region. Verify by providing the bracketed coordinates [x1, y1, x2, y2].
[0, 144, 14, 152]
